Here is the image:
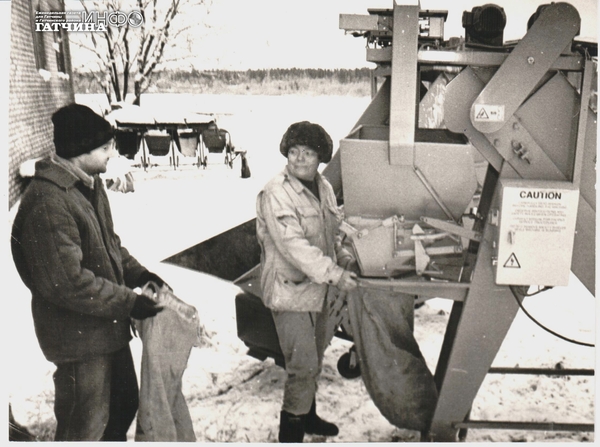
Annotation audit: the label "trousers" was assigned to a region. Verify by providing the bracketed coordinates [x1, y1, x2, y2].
[272, 298, 328, 415]
[52, 345, 138, 441]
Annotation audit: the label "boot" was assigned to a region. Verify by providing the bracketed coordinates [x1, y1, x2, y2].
[304, 400, 339, 437]
[279, 410, 305, 443]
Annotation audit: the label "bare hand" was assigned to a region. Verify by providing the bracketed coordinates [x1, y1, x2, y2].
[337, 270, 358, 291]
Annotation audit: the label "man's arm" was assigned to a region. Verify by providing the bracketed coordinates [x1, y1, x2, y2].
[18, 199, 137, 319]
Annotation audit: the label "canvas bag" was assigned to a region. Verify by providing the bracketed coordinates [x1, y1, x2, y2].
[346, 288, 439, 432]
[133, 283, 204, 442]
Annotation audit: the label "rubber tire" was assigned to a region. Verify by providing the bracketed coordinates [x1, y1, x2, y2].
[337, 352, 361, 379]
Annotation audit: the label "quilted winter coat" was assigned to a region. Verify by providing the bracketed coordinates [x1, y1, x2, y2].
[256, 166, 353, 312]
[11, 157, 148, 364]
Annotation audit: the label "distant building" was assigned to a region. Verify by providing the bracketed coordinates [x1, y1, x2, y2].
[8, 0, 74, 209]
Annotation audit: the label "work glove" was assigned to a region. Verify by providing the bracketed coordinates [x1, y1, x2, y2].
[136, 270, 171, 290]
[130, 294, 164, 320]
[344, 259, 361, 275]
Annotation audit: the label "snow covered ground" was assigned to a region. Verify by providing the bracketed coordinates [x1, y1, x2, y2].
[8, 94, 596, 442]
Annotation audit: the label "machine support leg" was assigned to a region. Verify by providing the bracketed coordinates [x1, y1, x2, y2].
[427, 218, 520, 441]
[433, 300, 463, 391]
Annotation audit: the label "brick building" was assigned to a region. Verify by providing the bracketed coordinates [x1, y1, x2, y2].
[8, 0, 74, 209]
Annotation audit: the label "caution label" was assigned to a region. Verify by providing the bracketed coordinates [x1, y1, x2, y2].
[495, 180, 579, 287]
[474, 104, 504, 122]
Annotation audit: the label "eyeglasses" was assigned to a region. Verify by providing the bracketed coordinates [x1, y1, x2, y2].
[288, 147, 318, 159]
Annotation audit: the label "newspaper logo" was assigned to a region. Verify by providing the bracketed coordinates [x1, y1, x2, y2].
[35, 10, 144, 32]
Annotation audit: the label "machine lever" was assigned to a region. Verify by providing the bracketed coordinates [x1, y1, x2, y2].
[421, 216, 482, 242]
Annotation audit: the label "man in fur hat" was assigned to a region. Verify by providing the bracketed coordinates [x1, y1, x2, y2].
[11, 103, 167, 441]
[256, 121, 358, 442]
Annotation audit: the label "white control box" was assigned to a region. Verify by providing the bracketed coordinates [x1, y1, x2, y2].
[495, 179, 579, 287]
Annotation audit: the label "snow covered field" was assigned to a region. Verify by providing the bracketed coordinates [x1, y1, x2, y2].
[8, 93, 595, 442]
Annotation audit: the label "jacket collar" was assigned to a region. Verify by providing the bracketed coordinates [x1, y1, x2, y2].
[34, 156, 95, 190]
[282, 165, 323, 195]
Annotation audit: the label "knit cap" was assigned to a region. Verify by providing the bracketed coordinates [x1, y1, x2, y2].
[52, 103, 114, 158]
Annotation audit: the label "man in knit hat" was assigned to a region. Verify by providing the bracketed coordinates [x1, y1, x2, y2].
[256, 121, 358, 442]
[11, 103, 167, 441]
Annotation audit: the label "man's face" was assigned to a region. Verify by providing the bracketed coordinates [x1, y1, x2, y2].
[78, 139, 117, 175]
[287, 145, 320, 181]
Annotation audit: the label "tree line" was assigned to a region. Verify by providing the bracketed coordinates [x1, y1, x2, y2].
[68, 1, 371, 103]
[73, 68, 372, 95]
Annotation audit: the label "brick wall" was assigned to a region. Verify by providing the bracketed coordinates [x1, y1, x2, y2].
[8, 0, 74, 209]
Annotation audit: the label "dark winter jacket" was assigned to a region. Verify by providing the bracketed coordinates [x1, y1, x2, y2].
[11, 157, 148, 364]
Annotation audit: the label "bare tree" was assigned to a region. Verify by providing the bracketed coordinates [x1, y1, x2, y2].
[71, 0, 209, 106]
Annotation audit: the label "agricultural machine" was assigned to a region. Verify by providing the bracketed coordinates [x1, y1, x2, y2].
[167, 1, 596, 441]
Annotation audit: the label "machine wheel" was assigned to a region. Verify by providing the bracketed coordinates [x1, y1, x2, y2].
[337, 350, 361, 379]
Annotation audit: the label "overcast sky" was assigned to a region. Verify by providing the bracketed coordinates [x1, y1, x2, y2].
[186, 0, 598, 70]
[60, 0, 599, 71]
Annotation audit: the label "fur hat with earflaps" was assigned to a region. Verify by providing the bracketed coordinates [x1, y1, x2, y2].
[52, 103, 114, 159]
[279, 121, 333, 163]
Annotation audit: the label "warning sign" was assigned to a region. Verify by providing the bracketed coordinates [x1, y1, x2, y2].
[473, 104, 504, 122]
[495, 180, 579, 287]
[503, 253, 520, 268]
[476, 108, 489, 119]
